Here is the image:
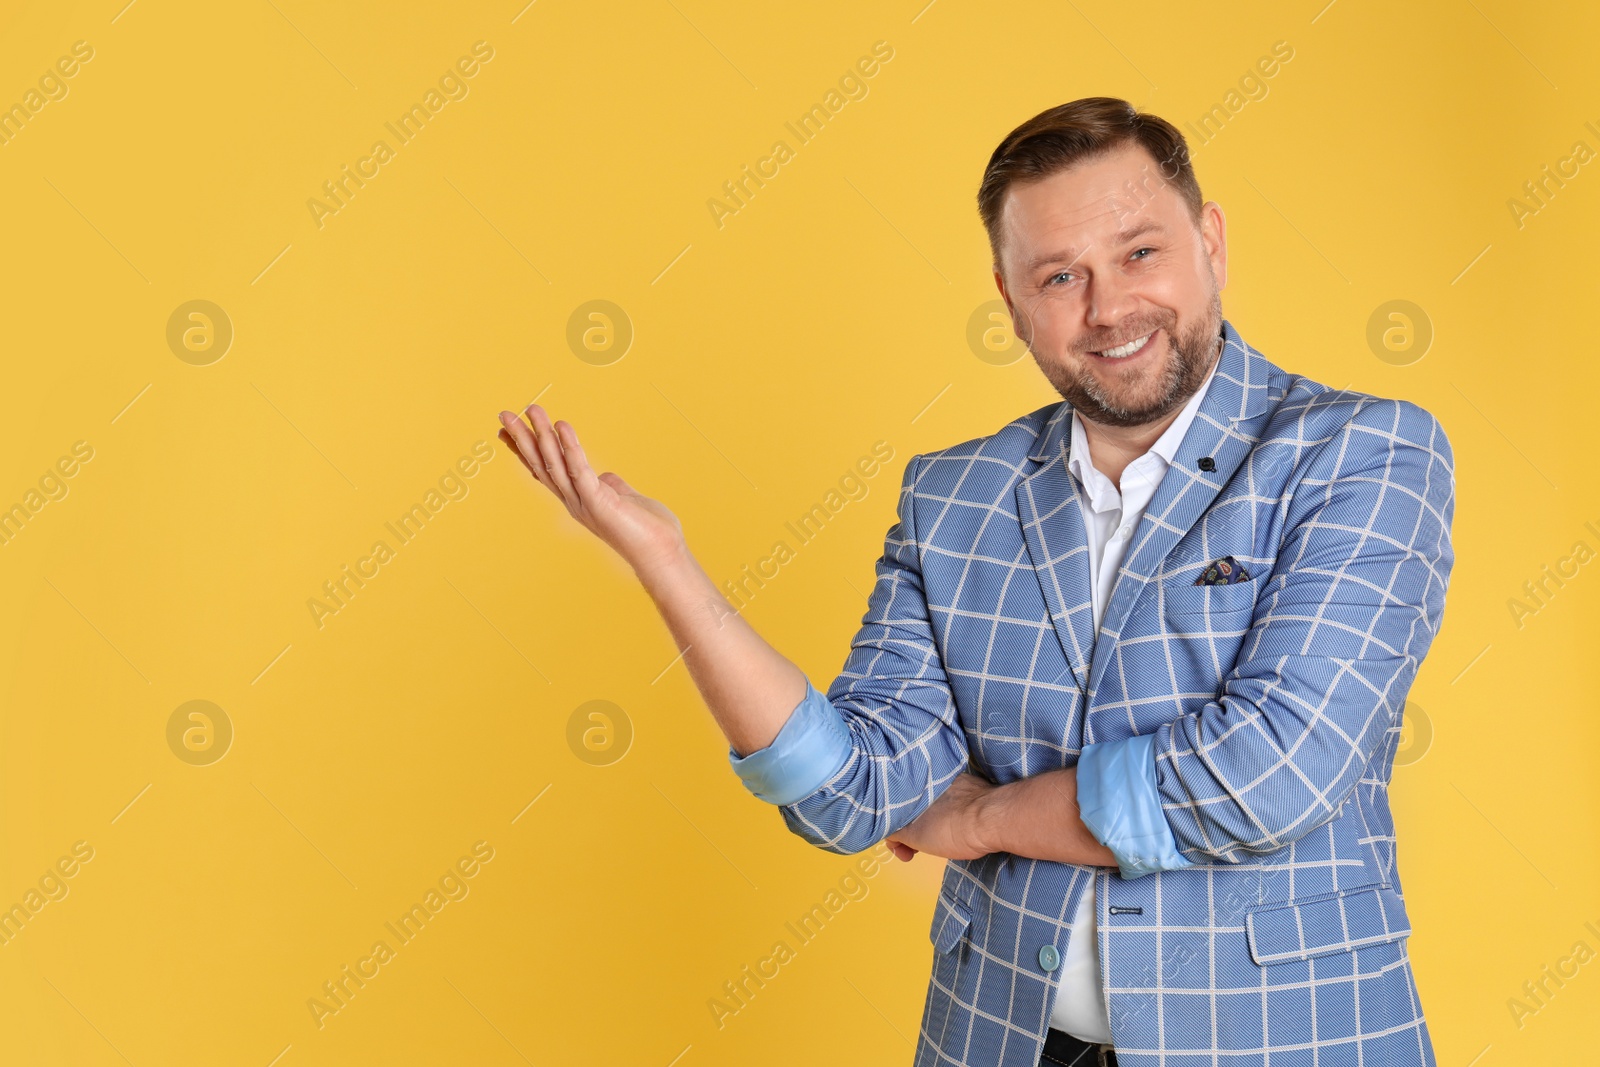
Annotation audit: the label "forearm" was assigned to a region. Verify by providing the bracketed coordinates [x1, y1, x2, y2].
[634, 545, 810, 757]
[976, 767, 1118, 867]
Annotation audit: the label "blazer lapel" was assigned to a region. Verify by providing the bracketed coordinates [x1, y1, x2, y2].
[1015, 319, 1276, 703]
[1016, 402, 1097, 694]
[1085, 319, 1275, 699]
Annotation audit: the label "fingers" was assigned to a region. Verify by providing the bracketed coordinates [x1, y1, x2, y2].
[497, 411, 551, 491]
[552, 420, 603, 501]
[497, 427, 543, 482]
[498, 405, 605, 513]
[498, 404, 568, 501]
[522, 403, 578, 506]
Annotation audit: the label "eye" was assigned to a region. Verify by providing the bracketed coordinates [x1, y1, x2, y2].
[1045, 271, 1074, 286]
[1130, 247, 1155, 260]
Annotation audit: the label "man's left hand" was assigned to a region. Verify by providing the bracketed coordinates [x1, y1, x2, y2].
[885, 773, 997, 862]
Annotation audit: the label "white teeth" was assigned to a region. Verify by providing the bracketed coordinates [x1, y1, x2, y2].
[1095, 332, 1153, 359]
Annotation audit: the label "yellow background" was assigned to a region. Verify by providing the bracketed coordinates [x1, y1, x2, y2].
[0, 0, 1593, 1063]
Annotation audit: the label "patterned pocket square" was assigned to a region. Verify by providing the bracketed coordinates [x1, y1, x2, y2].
[1193, 555, 1251, 585]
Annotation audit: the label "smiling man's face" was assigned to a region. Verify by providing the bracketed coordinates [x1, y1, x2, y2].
[994, 140, 1228, 429]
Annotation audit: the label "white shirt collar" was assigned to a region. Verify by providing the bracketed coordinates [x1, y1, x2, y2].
[1067, 342, 1221, 508]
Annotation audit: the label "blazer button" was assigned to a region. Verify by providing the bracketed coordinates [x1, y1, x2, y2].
[1038, 944, 1061, 972]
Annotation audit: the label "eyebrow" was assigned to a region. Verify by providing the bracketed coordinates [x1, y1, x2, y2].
[1025, 218, 1168, 273]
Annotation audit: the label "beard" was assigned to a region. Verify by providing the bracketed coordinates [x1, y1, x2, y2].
[1029, 286, 1223, 428]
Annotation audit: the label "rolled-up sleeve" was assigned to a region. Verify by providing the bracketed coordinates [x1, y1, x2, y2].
[1078, 733, 1197, 879]
[727, 679, 853, 806]
[1152, 400, 1456, 864]
[727, 453, 971, 856]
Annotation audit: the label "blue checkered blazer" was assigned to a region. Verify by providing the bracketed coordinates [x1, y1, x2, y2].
[731, 317, 1454, 1066]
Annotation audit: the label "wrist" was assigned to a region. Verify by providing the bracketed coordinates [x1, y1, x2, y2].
[632, 538, 697, 594]
[972, 778, 1014, 856]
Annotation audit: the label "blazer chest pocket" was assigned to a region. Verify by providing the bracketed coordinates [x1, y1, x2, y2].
[1245, 883, 1412, 966]
[1161, 573, 1260, 621]
[929, 890, 973, 955]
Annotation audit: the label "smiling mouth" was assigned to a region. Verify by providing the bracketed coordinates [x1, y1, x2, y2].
[1088, 330, 1156, 360]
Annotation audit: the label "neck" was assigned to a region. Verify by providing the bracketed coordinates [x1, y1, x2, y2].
[1083, 413, 1181, 491]
[1082, 333, 1221, 489]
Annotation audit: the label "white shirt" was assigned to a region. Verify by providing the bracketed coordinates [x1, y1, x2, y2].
[1048, 347, 1221, 1043]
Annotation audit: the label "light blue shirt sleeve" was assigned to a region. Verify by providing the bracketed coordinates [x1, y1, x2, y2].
[1077, 733, 1197, 879]
[727, 678, 854, 806]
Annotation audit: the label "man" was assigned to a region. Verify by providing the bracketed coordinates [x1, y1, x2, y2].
[497, 97, 1454, 1067]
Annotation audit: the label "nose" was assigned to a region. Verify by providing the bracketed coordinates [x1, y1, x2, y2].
[1084, 270, 1139, 337]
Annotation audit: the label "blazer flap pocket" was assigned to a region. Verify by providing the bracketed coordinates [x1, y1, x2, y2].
[1246, 883, 1412, 966]
[929, 890, 973, 955]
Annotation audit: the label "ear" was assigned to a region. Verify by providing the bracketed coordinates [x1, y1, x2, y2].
[992, 267, 1030, 346]
[1199, 201, 1227, 291]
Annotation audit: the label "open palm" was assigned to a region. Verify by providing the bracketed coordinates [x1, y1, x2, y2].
[497, 403, 685, 576]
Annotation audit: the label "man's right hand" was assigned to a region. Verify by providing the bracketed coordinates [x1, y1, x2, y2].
[497, 400, 815, 764]
[497, 403, 687, 579]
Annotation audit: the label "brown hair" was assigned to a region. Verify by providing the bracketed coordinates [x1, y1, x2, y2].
[977, 96, 1203, 269]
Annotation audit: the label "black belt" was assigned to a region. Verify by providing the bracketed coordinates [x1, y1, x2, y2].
[1038, 1026, 1117, 1066]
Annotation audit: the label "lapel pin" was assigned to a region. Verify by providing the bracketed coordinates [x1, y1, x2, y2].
[1197, 456, 1216, 471]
